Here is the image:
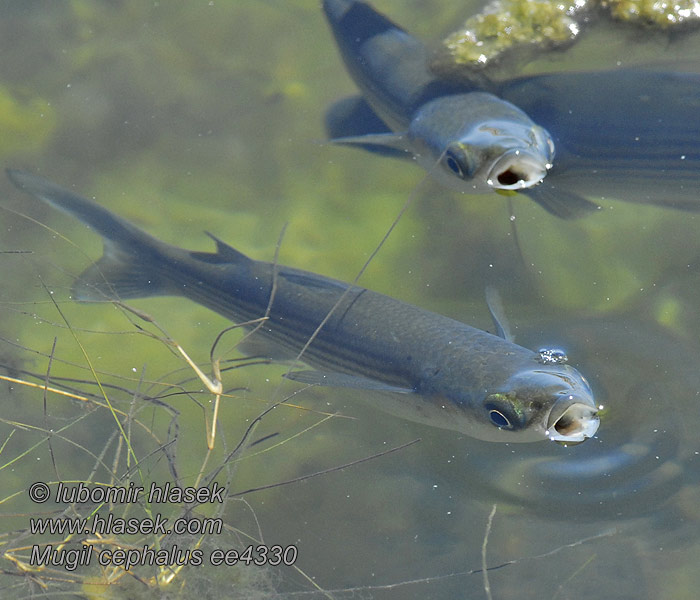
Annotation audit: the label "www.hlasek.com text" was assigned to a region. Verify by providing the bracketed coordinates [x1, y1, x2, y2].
[30, 511, 223, 537]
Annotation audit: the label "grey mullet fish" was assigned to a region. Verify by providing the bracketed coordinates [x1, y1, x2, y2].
[325, 0, 700, 219]
[323, 0, 556, 202]
[6, 169, 599, 443]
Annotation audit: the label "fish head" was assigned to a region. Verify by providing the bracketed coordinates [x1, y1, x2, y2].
[440, 120, 554, 193]
[481, 365, 599, 443]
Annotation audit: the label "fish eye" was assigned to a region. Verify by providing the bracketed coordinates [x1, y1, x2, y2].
[484, 395, 526, 430]
[487, 409, 512, 429]
[445, 150, 465, 178]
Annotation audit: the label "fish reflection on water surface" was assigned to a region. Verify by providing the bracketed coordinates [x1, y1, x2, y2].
[324, 0, 700, 219]
[6, 169, 598, 444]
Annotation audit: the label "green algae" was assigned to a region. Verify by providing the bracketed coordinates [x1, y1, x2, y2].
[0, 86, 56, 159]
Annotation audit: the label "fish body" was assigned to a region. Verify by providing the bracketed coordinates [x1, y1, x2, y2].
[322, 0, 555, 197]
[7, 169, 598, 444]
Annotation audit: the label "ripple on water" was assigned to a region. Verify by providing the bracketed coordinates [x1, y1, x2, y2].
[458, 317, 698, 522]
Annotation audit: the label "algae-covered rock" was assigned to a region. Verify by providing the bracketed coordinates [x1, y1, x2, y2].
[601, 0, 700, 27]
[439, 0, 700, 70]
[441, 0, 586, 68]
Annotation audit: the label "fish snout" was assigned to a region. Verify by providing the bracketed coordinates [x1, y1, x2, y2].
[546, 397, 600, 444]
[486, 150, 551, 191]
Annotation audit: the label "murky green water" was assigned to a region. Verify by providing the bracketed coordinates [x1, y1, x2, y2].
[1, 1, 700, 598]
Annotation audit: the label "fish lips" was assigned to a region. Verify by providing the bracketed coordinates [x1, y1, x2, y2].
[486, 149, 551, 190]
[546, 395, 600, 444]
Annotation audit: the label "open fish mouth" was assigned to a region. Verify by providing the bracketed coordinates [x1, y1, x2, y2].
[487, 150, 551, 190]
[546, 400, 600, 443]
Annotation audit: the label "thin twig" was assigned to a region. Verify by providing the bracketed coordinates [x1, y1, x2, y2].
[481, 504, 497, 600]
[229, 438, 420, 497]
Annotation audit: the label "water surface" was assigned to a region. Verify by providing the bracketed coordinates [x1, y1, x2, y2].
[1, 2, 699, 599]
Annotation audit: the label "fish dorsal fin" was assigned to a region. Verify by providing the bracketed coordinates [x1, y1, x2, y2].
[189, 232, 252, 265]
[485, 286, 514, 342]
[206, 231, 251, 261]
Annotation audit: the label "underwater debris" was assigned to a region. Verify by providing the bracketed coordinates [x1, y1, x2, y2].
[438, 0, 700, 70]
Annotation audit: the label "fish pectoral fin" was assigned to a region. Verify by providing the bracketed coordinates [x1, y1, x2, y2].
[326, 96, 391, 136]
[237, 335, 299, 362]
[284, 370, 415, 393]
[325, 96, 410, 159]
[523, 185, 601, 219]
[330, 131, 412, 159]
[73, 240, 168, 302]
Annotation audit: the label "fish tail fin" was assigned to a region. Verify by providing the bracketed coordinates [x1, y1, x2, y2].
[323, 0, 404, 39]
[6, 169, 171, 302]
[323, 0, 434, 123]
[72, 241, 168, 301]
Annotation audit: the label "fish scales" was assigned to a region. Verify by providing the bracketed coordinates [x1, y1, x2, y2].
[111, 232, 539, 395]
